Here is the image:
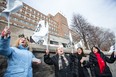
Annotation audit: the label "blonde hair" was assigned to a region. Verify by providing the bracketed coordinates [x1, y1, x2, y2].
[55, 46, 63, 54]
[14, 38, 29, 49]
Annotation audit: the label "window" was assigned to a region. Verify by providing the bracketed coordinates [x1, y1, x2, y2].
[50, 40, 58, 45]
[62, 43, 67, 48]
[30, 9, 32, 12]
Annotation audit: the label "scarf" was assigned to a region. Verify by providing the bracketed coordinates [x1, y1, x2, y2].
[94, 52, 105, 74]
[17, 44, 29, 50]
[58, 54, 69, 70]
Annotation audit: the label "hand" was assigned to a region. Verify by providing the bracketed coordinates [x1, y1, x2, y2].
[71, 49, 74, 53]
[32, 58, 41, 64]
[1, 26, 10, 37]
[80, 57, 86, 63]
[114, 52, 116, 57]
[46, 49, 49, 55]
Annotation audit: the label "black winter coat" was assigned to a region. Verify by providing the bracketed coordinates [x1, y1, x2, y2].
[89, 52, 115, 77]
[70, 53, 90, 77]
[44, 54, 73, 77]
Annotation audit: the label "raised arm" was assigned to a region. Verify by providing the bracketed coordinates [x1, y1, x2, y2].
[0, 27, 12, 56]
[114, 51, 116, 59]
[104, 52, 116, 63]
[44, 50, 54, 65]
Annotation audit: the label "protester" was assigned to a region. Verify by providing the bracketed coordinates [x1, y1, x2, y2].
[89, 46, 115, 77]
[44, 46, 72, 77]
[70, 47, 90, 77]
[0, 26, 41, 77]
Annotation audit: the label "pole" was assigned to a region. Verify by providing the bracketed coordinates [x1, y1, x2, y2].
[7, 0, 10, 28]
[113, 33, 116, 52]
[7, 15, 10, 28]
[46, 33, 49, 50]
[113, 33, 116, 57]
[46, 22, 49, 50]
[71, 44, 74, 53]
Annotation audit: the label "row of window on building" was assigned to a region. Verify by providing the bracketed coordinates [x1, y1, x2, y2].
[10, 16, 59, 36]
[21, 5, 58, 25]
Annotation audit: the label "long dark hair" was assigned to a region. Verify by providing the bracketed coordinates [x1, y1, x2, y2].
[91, 46, 101, 53]
[77, 47, 86, 57]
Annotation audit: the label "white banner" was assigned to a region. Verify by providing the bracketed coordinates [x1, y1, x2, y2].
[32, 20, 49, 45]
[0, 0, 23, 20]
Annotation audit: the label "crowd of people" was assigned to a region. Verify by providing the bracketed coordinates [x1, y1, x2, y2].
[0, 26, 116, 77]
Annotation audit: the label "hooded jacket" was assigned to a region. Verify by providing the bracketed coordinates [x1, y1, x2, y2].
[0, 37, 35, 77]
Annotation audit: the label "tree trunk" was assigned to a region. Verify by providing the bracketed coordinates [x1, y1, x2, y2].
[82, 33, 89, 49]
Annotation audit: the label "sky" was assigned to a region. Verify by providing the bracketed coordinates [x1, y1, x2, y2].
[23, 0, 116, 34]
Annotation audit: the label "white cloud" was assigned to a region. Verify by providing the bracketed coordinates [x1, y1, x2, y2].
[23, 0, 116, 33]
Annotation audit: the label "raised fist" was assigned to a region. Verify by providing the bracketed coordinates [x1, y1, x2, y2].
[46, 49, 49, 55]
[1, 26, 10, 37]
[114, 51, 116, 57]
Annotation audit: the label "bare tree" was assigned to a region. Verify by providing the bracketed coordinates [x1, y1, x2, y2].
[96, 29, 115, 51]
[82, 25, 115, 51]
[71, 14, 89, 49]
[71, 14, 115, 51]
